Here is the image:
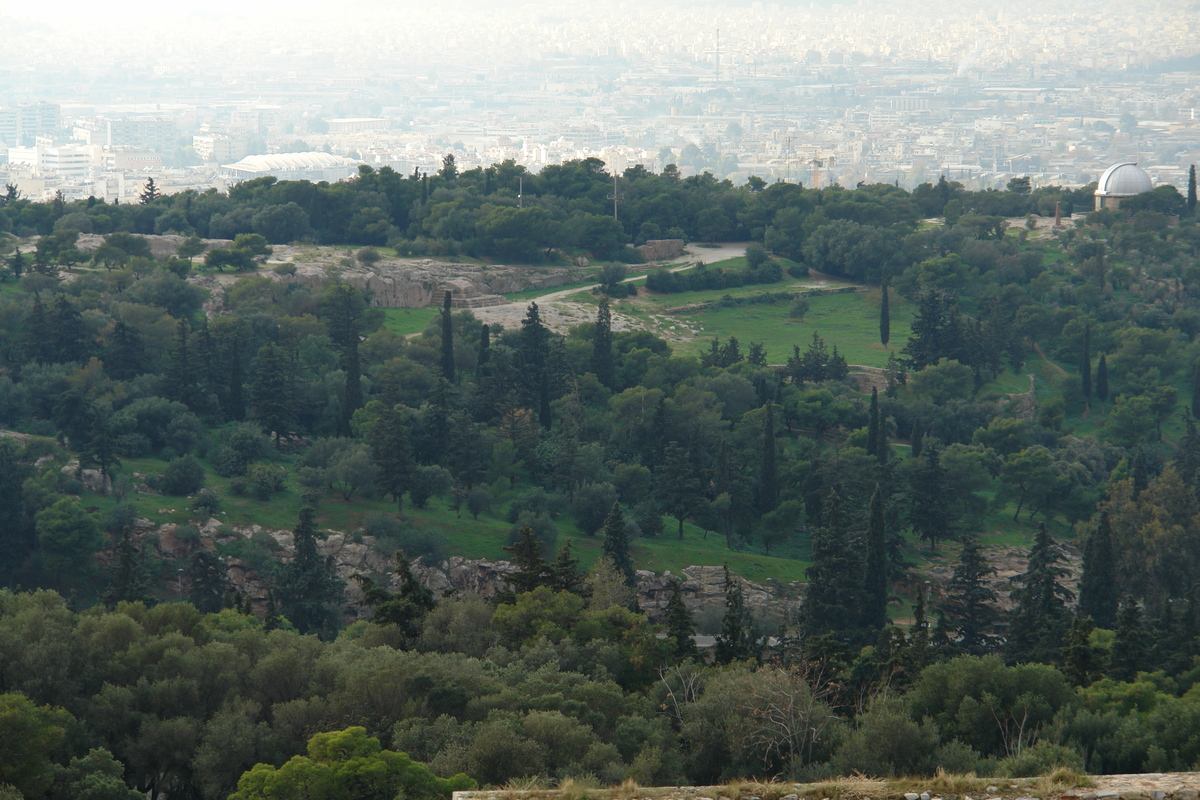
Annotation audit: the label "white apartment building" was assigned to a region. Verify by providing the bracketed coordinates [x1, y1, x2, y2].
[7, 144, 92, 180]
[193, 135, 250, 163]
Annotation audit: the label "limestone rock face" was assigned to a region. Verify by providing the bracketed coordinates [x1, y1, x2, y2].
[133, 516, 800, 622]
[280, 259, 582, 308]
[74, 233, 231, 258]
[636, 239, 686, 261]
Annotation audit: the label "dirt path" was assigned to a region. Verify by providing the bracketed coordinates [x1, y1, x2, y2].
[1033, 341, 1069, 377]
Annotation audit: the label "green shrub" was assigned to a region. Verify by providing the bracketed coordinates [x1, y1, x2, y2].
[153, 455, 206, 496]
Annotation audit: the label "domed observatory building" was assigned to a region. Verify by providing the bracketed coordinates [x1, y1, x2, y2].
[1094, 162, 1154, 210]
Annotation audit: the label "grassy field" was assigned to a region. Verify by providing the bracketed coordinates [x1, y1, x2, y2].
[667, 288, 913, 368]
[382, 307, 440, 336]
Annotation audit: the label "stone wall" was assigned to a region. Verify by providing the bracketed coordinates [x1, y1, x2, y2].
[637, 239, 686, 262]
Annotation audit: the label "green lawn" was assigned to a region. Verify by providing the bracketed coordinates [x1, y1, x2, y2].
[382, 307, 439, 336]
[668, 289, 913, 368]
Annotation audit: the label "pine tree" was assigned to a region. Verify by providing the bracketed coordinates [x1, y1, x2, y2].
[24, 294, 52, 363]
[251, 343, 297, 446]
[1081, 324, 1092, 404]
[275, 502, 345, 637]
[440, 290, 455, 383]
[102, 528, 152, 609]
[1188, 164, 1197, 215]
[863, 487, 889, 630]
[519, 302, 550, 409]
[1078, 510, 1119, 628]
[549, 542, 586, 594]
[801, 491, 865, 640]
[51, 294, 86, 363]
[665, 578, 698, 659]
[138, 177, 160, 204]
[1063, 615, 1102, 687]
[499, 526, 552, 598]
[942, 539, 998, 654]
[714, 565, 760, 664]
[8, 248, 24, 280]
[1096, 353, 1109, 403]
[105, 321, 145, 381]
[591, 295, 614, 389]
[164, 319, 194, 403]
[909, 444, 950, 553]
[758, 403, 779, 514]
[866, 387, 880, 458]
[186, 550, 230, 613]
[1109, 597, 1148, 681]
[655, 442, 703, 540]
[1007, 523, 1073, 664]
[600, 501, 635, 586]
[880, 279, 891, 347]
[322, 283, 366, 434]
[370, 404, 413, 512]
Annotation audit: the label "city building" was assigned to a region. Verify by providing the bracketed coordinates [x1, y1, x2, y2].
[1094, 162, 1154, 210]
[193, 135, 250, 163]
[0, 103, 61, 147]
[327, 118, 389, 134]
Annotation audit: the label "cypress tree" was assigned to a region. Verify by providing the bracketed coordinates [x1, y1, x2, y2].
[1096, 353, 1109, 403]
[8, 248, 24, 279]
[942, 539, 998, 655]
[880, 279, 891, 347]
[476, 323, 490, 380]
[665, 578, 698, 659]
[600, 501, 635, 586]
[909, 444, 949, 553]
[51, 294, 86, 363]
[440, 290, 455, 383]
[863, 487, 888, 630]
[1177, 411, 1200, 490]
[1189, 164, 1197, 215]
[1193, 365, 1200, 419]
[1079, 510, 1119, 628]
[910, 420, 923, 459]
[227, 335, 245, 422]
[1081, 324, 1092, 403]
[102, 527, 152, 609]
[165, 319, 194, 403]
[867, 387, 880, 458]
[1132, 447, 1149, 496]
[251, 342, 297, 447]
[592, 295, 614, 389]
[105, 321, 145, 381]
[758, 403, 779, 514]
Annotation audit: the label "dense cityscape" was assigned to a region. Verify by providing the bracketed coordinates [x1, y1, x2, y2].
[2, 0, 1197, 202]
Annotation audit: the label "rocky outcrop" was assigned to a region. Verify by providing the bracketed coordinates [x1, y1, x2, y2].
[133, 517, 798, 621]
[277, 259, 582, 309]
[75, 233, 231, 258]
[637, 239, 686, 261]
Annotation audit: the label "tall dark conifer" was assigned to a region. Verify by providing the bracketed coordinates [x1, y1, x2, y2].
[879, 280, 891, 347]
[1081, 324, 1092, 404]
[714, 565, 759, 664]
[942, 539, 998, 654]
[909, 444, 949, 552]
[165, 319, 194, 404]
[322, 284, 366, 434]
[440, 290, 455, 383]
[1007, 523, 1073, 664]
[867, 387, 880, 458]
[1079, 510, 1119, 628]
[592, 296, 614, 389]
[476, 324, 490, 380]
[910, 420, 923, 459]
[370, 404, 413, 512]
[863, 487, 888, 630]
[665, 579, 698, 659]
[1109, 597, 1147, 681]
[1188, 164, 1197, 215]
[801, 491, 865, 640]
[1096, 353, 1109, 403]
[600, 501, 635, 586]
[275, 501, 345, 637]
[758, 403, 779, 514]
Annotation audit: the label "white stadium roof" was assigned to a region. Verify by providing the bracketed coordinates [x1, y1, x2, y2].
[222, 152, 361, 174]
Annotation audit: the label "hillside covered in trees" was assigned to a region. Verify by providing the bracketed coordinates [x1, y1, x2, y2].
[0, 162, 1199, 800]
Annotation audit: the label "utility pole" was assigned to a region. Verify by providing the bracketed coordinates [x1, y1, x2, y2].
[518, 176, 523, 208]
